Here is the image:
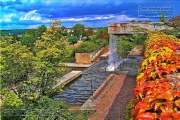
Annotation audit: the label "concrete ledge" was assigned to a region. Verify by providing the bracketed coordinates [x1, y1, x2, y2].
[80, 74, 117, 110]
[65, 63, 94, 68]
[100, 52, 109, 60]
[53, 71, 82, 89]
[92, 74, 114, 99]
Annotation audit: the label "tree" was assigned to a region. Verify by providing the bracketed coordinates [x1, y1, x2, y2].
[145, 20, 151, 23]
[0, 39, 36, 111]
[74, 42, 99, 53]
[72, 23, 85, 38]
[41, 20, 63, 41]
[32, 23, 70, 96]
[0, 40, 34, 89]
[0, 30, 5, 37]
[95, 27, 109, 40]
[23, 96, 92, 120]
[1, 35, 17, 43]
[25, 29, 37, 37]
[12, 34, 19, 41]
[51, 20, 62, 27]
[160, 12, 166, 22]
[1, 21, 70, 101]
[36, 24, 47, 39]
[20, 34, 36, 48]
[23, 96, 71, 120]
[68, 35, 78, 45]
[1, 88, 24, 120]
[1, 21, 70, 107]
[130, 20, 136, 23]
[87, 27, 94, 36]
[0, 23, 93, 119]
[60, 25, 68, 36]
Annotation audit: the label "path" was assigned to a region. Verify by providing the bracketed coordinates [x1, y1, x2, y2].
[89, 75, 136, 120]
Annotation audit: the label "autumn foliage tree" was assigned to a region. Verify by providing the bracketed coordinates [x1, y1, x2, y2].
[0, 39, 34, 89]
[0, 38, 35, 119]
[0, 20, 71, 118]
[26, 21, 70, 97]
[96, 27, 109, 40]
[87, 27, 94, 36]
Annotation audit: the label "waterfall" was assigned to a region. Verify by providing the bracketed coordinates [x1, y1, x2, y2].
[106, 34, 121, 71]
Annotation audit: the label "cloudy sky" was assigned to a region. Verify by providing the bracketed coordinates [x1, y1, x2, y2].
[1, 0, 180, 29]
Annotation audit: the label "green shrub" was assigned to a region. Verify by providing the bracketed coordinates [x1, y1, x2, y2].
[126, 100, 132, 120]
[94, 39, 108, 48]
[61, 48, 76, 62]
[117, 40, 134, 57]
[118, 40, 134, 52]
[23, 96, 71, 120]
[160, 22, 180, 38]
[132, 34, 147, 45]
[117, 34, 147, 57]
[74, 42, 99, 53]
[68, 35, 78, 45]
[69, 110, 94, 120]
[61, 56, 75, 62]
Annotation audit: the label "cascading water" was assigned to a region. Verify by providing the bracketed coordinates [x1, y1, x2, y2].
[106, 34, 121, 71]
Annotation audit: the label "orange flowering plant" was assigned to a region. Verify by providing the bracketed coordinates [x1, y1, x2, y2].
[131, 32, 180, 120]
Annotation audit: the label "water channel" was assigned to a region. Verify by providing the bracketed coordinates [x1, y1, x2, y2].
[53, 60, 112, 105]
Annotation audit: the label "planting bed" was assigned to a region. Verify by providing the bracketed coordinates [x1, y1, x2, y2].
[131, 32, 180, 119]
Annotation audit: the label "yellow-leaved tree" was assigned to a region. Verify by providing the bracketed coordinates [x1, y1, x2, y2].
[32, 21, 70, 96]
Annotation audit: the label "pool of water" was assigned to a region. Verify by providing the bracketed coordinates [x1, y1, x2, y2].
[53, 60, 112, 105]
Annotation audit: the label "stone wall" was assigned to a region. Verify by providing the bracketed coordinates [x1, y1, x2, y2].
[108, 23, 173, 34]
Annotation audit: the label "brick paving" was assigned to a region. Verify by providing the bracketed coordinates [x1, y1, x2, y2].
[89, 75, 136, 120]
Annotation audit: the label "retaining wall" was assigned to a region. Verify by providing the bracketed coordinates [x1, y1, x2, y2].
[75, 47, 104, 64]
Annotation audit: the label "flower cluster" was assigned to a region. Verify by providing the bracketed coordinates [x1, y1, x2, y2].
[131, 32, 180, 120]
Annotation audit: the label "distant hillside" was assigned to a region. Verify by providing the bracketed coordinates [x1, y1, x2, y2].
[169, 16, 180, 23]
[1, 29, 29, 35]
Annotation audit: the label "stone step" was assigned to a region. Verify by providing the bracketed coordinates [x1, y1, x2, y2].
[53, 71, 82, 89]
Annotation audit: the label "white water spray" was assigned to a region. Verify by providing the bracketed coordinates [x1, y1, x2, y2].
[106, 34, 122, 71]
